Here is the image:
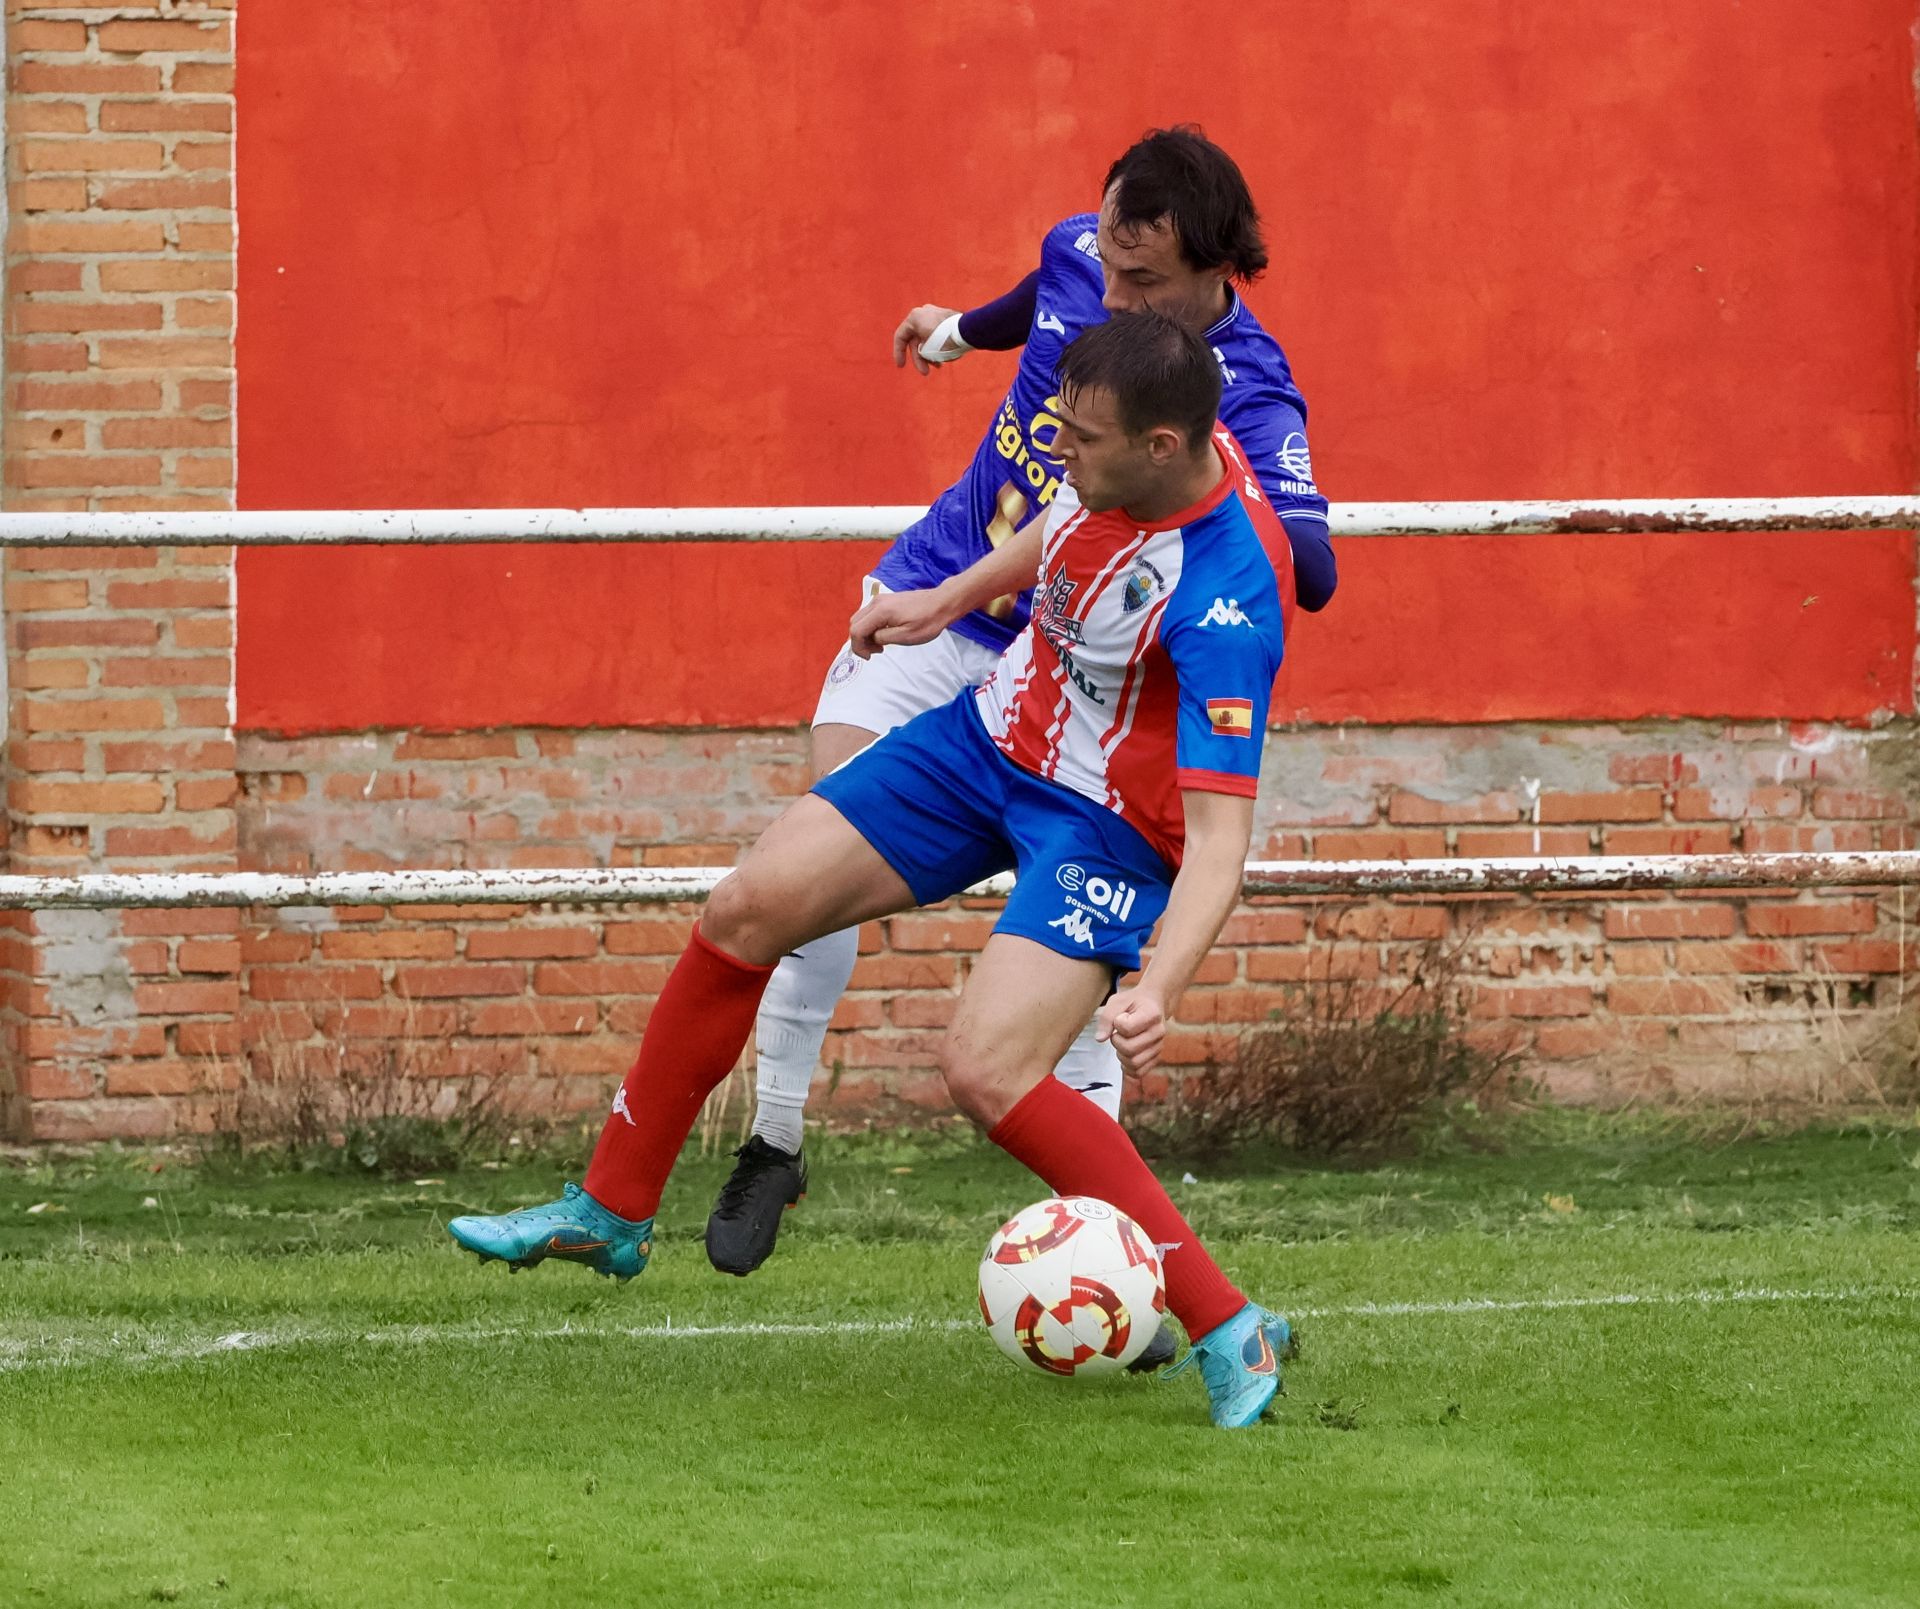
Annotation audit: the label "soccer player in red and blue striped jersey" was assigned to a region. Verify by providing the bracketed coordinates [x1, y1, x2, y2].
[451, 313, 1298, 1429]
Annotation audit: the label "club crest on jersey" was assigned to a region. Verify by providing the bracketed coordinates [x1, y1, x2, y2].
[1199, 596, 1254, 629]
[1206, 698, 1254, 737]
[1121, 558, 1166, 614]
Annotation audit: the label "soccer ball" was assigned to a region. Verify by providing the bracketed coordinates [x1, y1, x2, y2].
[977, 1196, 1166, 1377]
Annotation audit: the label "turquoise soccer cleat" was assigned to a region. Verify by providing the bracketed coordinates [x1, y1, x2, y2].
[1164, 1302, 1294, 1428]
[447, 1182, 652, 1282]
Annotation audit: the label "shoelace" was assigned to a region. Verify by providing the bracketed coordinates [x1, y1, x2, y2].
[513, 1185, 602, 1235]
[1161, 1333, 1225, 1387]
[713, 1146, 792, 1216]
[523, 1184, 586, 1229]
[559, 1184, 651, 1236]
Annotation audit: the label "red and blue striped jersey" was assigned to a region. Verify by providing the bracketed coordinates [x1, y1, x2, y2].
[972, 429, 1292, 867]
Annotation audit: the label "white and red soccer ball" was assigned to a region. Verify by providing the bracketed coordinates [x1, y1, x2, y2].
[977, 1196, 1166, 1377]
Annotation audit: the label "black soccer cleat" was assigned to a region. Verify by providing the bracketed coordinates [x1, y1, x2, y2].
[705, 1136, 807, 1276]
[1128, 1322, 1179, 1374]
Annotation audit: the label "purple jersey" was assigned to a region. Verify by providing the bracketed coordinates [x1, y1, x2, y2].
[874, 213, 1331, 652]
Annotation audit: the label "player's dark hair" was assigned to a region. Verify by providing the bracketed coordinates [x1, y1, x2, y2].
[1103, 125, 1268, 284]
[1056, 311, 1221, 452]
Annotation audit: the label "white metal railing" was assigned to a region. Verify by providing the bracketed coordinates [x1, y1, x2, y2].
[0, 498, 1910, 913]
[0, 495, 1911, 547]
[0, 853, 1914, 909]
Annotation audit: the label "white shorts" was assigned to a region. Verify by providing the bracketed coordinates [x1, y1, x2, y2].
[812, 576, 1004, 736]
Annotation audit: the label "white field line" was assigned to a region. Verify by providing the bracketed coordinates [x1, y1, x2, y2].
[0, 1283, 1911, 1375]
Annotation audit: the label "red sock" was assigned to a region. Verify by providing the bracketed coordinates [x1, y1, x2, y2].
[582, 925, 774, 1222]
[987, 1076, 1247, 1340]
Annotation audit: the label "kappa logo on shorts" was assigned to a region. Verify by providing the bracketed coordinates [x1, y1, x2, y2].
[1048, 909, 1097, 948]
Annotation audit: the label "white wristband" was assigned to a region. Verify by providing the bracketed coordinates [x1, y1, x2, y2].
[918, 312, 973, 366]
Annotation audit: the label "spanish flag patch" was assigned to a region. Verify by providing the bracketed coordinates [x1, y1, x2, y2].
[1206, 697, 1254, 737]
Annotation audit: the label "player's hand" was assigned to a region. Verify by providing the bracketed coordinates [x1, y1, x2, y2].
[893, 304, 962, 375]
[1096, 987, 1168, 1077]
[849, 587, 954, 658]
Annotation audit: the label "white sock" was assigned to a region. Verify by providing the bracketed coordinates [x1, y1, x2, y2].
[1052, 1016, 1124, 1120]
[751, 925, 860, 1153]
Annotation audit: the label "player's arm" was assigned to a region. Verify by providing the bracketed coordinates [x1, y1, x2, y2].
[1226, 391, 1337, 611]
[957, 271, 1039, 349]
[1100, 557, 1286, 1073]
[848, 517, 1045, 657]
[1279, 515, 1336, 614]
[892, 271, 1041, 375]
[1099, 789, 1254, 1076]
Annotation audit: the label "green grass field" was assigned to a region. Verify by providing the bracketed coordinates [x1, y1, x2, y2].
[3, 1112, 1918, 1607]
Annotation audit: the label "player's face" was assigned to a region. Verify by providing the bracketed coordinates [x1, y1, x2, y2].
[1052, 384, 1152, 513]
[1096, 185, 1233, 329]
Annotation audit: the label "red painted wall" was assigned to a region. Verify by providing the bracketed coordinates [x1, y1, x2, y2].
[237, 0, 1920, 731]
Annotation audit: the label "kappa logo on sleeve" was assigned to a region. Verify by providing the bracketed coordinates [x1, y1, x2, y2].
[1206, 698, 1254, 737]
[1199, 596, 1254, 629]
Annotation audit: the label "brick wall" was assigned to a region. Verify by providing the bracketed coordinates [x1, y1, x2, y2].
[60, 717, 1868, 1145]
[0, 3, 1913, 1141]
[2, 1, 236, 1138]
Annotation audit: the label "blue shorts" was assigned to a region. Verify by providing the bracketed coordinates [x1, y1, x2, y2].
[811, 692, 1173, 973]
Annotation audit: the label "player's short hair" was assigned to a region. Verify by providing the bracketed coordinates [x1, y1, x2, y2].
[1103, 125, 1269, 284]
[1056, 310, 1222, 452]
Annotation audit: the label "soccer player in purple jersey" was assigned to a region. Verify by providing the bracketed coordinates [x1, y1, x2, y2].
[706, 128, 1336, 1300]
